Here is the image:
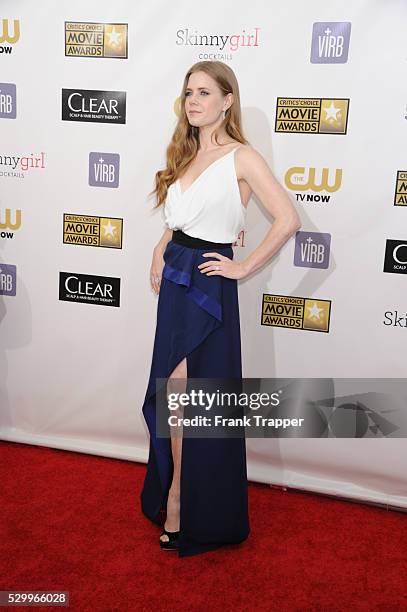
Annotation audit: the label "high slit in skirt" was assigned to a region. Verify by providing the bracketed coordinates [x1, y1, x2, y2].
[140, 229, 250, 557]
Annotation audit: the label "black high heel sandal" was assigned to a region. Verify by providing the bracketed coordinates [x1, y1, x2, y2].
[159, 528, 180, 551]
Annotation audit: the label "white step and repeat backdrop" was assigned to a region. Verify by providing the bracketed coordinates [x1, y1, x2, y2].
[1, 1, 406, 509]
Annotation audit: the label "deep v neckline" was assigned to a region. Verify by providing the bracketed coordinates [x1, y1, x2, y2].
[177, 145, 240, 197]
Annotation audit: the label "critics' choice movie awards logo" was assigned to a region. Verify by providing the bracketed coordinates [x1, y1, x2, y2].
[0, 263, 16, 296]
[59, 272, 120, 307]
[275, 98, 349, 134]
[0, 208, 21, 239]
[62, 89, 126, 124]
[310, 22, 351, 63]
[0, 83, 16, 119]
[65, 22, 128, 58]
[285, 166, 342, 204]
[383, 240, 407, 275]
[176, 27, 260, 53]
[89, 153, 120, 187]
[261, 294, 331, 333]
[0, 19, 20, 54]
[394, 171, 407, 206]
[63, 214, 123, 249]
[294, 231, 331, 269]
[0, 152, 46, 178]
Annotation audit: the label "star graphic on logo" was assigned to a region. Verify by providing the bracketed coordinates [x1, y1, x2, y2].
[102, 220, 117, 238]
[307, 302, 324, 320]
[323, 101, 341, 122]
[107, 27, 121, 46]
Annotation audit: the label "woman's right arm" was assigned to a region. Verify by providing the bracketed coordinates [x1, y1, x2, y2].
[150, 227, 173, 295]
[154, 227, 173, 255]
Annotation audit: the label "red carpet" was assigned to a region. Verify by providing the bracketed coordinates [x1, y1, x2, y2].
[1, 440, 406, 611]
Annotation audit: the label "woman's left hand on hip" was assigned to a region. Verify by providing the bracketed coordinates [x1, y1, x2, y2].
[198, 252, 248, 280]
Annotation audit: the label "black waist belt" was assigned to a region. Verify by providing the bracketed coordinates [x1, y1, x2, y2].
[172, 229, 232, 249]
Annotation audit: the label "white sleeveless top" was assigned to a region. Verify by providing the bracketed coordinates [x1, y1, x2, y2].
[163, 145, 247, 243]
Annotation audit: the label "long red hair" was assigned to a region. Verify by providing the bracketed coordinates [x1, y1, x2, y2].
[150, 60, 249, 209]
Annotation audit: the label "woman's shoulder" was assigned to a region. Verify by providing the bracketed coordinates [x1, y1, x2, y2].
[234, 143, 268, 182]
[234, 143, 262, 165]
[233, 142, 259, 158]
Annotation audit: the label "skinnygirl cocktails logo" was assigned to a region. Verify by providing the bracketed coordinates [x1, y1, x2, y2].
[0, 152, 46, 178]
[176, 27, 260, 53]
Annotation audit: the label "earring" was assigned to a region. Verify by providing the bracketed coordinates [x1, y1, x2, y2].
[222, 109, 226, 119]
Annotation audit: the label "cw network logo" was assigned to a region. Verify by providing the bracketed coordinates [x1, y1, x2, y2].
[0, 208, 21, 239]
[0, 19, 20, 54]
[284, 167, 342, 204]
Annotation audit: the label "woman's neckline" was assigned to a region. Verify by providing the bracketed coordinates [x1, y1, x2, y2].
[177, 144, 242, 197]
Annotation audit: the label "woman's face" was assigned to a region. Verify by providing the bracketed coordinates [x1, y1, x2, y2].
[184, 70, 232, 128]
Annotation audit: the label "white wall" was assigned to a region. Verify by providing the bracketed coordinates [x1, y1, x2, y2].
[1, 0, 406, 509]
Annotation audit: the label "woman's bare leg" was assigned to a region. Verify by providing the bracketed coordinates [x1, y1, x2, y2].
[160, 356, 187, 542]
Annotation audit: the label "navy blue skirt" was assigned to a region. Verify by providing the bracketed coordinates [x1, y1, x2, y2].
[140, 230, 250, 557]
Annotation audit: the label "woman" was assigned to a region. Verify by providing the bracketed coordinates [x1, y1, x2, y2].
[140, 60, 301, 557]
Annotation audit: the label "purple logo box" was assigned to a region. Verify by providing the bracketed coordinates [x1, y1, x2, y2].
[294, 231, 331, 269]
[311, 22, 351, 64]
[89, 152, 120, 188]
[0, 263, 16, 295]
[0, 83, 17, 119]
